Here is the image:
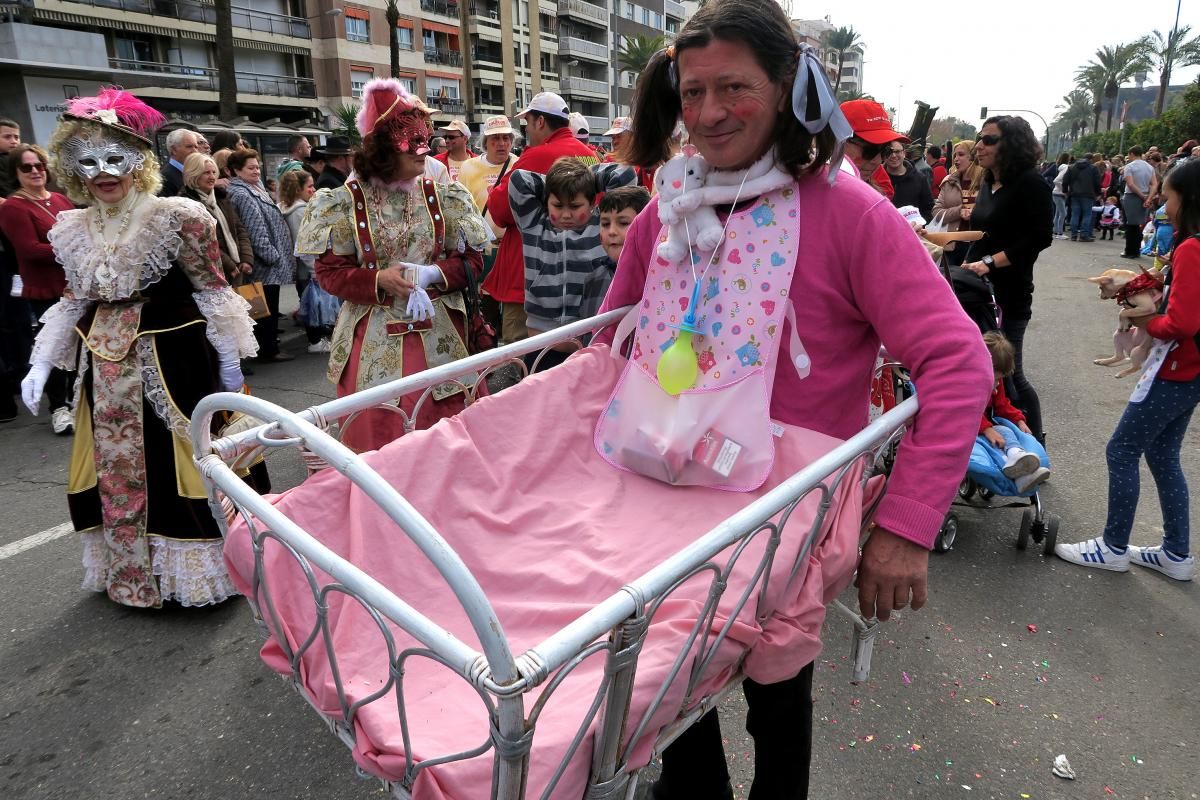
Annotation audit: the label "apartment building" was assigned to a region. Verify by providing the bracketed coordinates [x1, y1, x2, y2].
[791, 16, 865, 97]
[460, 0, 559, 131]
[606, 0, 686, 124]
[0, 0, 321, 144]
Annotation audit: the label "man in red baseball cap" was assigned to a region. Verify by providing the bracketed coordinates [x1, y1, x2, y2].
[840, 98, 910, 200]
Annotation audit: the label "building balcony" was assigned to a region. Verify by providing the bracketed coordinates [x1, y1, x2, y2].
[107, 58, 317, 99]
[560, 75, 608, 99]
[58, 0, 311, 38]
[471, 48, 503, 67]
[585, 114, 608, 132]
[424, 47, 464, 67]
[665, 0, 686, 19]
[420, 0, 462, 19]
[557, 0, 607, 28]
[426, 95, 466, 114]
[559, 36, 607, 63]
[468, 2, 500, 20]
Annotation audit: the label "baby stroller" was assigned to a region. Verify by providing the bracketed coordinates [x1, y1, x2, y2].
[945, 263, 1060, 555]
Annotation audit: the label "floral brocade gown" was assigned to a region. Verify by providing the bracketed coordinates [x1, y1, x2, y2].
[32, 195, 262, 608]
[297, 178, 490, 452]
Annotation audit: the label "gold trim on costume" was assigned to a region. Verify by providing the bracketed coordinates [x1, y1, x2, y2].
[67, 391, 97, 494]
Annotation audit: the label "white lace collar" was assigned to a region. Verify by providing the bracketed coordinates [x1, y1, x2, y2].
[49, 196, 189, 302]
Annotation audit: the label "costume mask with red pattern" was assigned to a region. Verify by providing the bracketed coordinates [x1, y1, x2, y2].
[356, 77, 431, 155]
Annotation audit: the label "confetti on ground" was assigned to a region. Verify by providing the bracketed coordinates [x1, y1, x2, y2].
[1041, 660, 1050, 668]
[910, 743, 922, 752]
[862, 734, 875, 743]
[1103, 786, 1116, 795]
[1027, 624, 1038, 633]
[902, 671, 912, 685]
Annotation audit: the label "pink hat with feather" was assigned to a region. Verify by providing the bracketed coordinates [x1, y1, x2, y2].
[61, 87, 165, 146]
[355, 77, 432, 156]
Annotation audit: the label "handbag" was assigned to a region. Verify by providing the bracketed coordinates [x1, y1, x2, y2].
[235, 281, 271, 320]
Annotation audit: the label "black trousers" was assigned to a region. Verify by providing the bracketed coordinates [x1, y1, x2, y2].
[1122, 224, 1143, 256]
[253, 283, 281, 358]
[29, 299, 74, 411]
[655, 662, 814, 800]
[1000, 316, 1044, 440]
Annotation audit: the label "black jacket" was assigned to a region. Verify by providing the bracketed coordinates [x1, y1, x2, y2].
[888, 162, 934, 222]
[315, 163, 348, 191]
[159, 162, 184, 198]
[1062, 158, 1101, 198]
[968, 168, 1053, 321]
[0, 153, 13, 198]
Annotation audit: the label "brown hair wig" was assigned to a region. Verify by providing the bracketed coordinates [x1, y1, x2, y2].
[623, 0, 835, 178]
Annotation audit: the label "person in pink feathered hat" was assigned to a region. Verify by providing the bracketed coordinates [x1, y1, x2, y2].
[23, 87, 267, 608]
[295, 78, 493, 452]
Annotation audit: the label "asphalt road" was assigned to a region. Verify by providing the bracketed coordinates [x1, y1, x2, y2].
[1, 237, 1197, 800]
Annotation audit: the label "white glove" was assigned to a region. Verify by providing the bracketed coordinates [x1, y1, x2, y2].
[406, 285, 435, 322]
[212, 337, 244, 392]
[401, 263, 445, 290]
[21, 362, 50, 415]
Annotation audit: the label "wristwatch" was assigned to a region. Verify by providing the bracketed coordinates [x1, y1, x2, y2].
[981, 255, 995, 269]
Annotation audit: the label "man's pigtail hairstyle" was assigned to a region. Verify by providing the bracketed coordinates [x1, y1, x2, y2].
[623, 49, 680, 169]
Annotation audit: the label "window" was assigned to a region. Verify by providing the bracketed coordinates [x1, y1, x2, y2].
[652, 11, 662, 28]
[398, 27, 414, 49]
[115, 35, 154, 64]
[666, 19, 678, 34]
[345, 15, 369, 43]
[428, 77, 460, 98]
[622, 2, 633, 19]
[624, 70, 635, 87]
[350, 68, 373, 98]
[399, 76, 417, 94]
[639, 7, 650, 25]
[424, 30, 436, 49]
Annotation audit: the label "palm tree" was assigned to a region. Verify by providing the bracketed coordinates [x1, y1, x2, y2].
[1144, 26, 1200, 117]
[822, 26, 862, 94]
[331, 103, 362, 145]
[1077, 43, 1152, 131]
[1056, 89, 1093, 140]
[617, 33, 667, 75]
[1074, 63, 1106, 134]
[385, 0, 401, 79]
[213, 0, 237, 119]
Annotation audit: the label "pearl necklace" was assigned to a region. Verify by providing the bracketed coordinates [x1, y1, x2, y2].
[367, 183, 418, 264]
[92, 193, 140, 254]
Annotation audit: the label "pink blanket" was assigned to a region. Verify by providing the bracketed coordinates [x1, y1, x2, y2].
[223, 347, 870, 799]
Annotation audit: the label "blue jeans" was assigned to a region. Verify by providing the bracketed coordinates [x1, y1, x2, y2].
[1068, 196, 1093, 239]
[1103, 376, 1200, 555]
[1052, 194, 1067, 235]
[968, 418, 1050, 496]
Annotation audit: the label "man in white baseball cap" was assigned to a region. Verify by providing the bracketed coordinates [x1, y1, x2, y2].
[603, 116, 633, 156]
[434, 119, 475, 181]
[458, 115, 516, 212]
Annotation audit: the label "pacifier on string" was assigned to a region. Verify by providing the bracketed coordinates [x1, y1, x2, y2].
[657, 281, 703, 395]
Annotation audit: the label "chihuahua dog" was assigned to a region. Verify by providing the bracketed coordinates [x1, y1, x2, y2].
[1088, 267, 1164, 377]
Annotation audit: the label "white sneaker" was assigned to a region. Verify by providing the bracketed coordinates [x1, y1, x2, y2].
[307, 339, 332, 354]
[1055, 536, 1130, 572]
[50, 406, 74, 435]
[1127, 545, 1195, 581]
[1014, 467, 1051, 493]
[1002, 449, 1041, 478]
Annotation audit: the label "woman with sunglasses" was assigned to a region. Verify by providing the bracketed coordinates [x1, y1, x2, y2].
[963, 116, 1053, 443]
[0, 143, 76, 433]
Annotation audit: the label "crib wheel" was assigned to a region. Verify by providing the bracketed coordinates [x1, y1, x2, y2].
[934, 515, 958, 553]
[980, 487, 995, 501]
[1017, 507, 1034, 551]
[1042, 514, 1060, 556]
[958, 478, 976, 501]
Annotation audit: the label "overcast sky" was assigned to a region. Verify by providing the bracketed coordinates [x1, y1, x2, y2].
[784, 0, 1200, 136]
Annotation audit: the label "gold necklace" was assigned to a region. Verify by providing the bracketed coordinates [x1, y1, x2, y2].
[367, 184, 418, 263]
[93, 196, 138, 254]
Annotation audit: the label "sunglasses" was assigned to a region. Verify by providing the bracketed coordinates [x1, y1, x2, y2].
[18, 162, 46, 173]
[850, 138, 885, 159]
[977, 134, 1002, 146]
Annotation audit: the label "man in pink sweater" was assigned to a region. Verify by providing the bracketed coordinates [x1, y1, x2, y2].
[597, 168, 993, 612]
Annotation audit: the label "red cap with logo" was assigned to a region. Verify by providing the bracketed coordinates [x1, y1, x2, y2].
[839, 99, 910, 145]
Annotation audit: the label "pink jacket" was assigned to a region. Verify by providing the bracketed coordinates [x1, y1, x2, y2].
[597, 167, 993, 550]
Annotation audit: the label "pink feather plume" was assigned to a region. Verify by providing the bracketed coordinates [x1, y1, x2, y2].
[356, 78, 419, 137]
[66, 87, 166, 136]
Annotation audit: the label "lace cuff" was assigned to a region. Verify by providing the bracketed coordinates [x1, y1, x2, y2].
[193, 288, 259, 359]
[30, 298, 91, 369]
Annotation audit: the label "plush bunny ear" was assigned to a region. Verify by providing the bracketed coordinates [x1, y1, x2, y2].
[682, 143, 698, 158]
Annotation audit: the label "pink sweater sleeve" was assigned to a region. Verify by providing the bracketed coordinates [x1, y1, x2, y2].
[843, 200, 994, 548]
[593, 197, 659, 345]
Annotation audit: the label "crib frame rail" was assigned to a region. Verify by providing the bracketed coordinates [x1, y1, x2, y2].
[190, 310, 917, 799]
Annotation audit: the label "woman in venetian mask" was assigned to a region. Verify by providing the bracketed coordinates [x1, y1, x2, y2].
[296, 79, 489, 452]
[20, 89, 261, 608]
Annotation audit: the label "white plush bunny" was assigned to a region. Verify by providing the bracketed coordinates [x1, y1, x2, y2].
[655, 149, 724, 263]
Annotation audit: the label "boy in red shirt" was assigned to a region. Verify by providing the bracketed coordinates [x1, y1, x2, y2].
[967, 332, 1051, 495]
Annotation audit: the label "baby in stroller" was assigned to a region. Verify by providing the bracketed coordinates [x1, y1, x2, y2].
[967, 332, 1051, 496]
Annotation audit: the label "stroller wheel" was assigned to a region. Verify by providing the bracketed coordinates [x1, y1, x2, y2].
[979, 487, 995, 501]
[1042, 514, 1060, 556]
[1017, 507, 1034, 551]
[934, 515, 958, 553]
[958, 478, 976, 501]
